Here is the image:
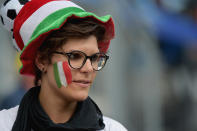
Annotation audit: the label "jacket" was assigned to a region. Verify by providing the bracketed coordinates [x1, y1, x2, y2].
[0, 106, 127, 131]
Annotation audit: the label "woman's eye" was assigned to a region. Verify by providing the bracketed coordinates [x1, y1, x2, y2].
[91, 54, 99, 61]
[70, 53, 82, 60]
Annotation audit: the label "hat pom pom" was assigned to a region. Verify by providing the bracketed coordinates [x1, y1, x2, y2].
[0, 0, 30, 51]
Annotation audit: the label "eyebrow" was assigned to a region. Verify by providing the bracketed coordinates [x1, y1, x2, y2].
[67, 49, 100, 54]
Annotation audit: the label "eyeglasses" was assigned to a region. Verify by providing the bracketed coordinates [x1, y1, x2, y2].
[53, 50, 109, 71]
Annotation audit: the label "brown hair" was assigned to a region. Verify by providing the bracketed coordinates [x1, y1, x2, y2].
[34, 17, 107, 86]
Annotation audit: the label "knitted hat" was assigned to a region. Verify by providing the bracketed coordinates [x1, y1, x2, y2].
[0, 0, 115, 76]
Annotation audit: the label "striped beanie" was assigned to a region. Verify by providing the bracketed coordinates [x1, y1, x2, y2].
[0, 0, 115, 76]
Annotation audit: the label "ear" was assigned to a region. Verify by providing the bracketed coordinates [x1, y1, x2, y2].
[35, 53, 47, 72]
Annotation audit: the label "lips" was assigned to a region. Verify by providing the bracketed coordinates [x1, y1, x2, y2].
[72, 80, 91, 88]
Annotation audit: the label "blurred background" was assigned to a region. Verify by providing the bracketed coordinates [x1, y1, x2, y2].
[1, 0, 197, 131]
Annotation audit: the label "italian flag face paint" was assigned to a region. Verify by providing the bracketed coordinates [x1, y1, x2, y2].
[53, 61, 72, 88]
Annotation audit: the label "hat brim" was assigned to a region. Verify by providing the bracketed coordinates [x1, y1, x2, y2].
[19, 11, 115, 76]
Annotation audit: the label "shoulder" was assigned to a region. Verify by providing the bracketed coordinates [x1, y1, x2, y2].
[102, 116, 128, 131]
[0, 106, 18, 131]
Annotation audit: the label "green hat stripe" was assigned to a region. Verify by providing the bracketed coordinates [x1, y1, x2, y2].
[31, 7, 85, 40]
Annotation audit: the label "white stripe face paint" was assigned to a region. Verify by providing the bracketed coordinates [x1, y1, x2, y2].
[57, 61, 67, 87]
[20, 1, 84, 45]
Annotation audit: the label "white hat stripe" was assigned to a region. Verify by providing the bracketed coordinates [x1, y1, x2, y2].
[19, 1, 84, 46]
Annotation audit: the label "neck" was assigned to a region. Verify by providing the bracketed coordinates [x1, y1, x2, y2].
[39, 82, 77, 123]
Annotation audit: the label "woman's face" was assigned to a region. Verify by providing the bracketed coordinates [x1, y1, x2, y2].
[43, 35, 99, 102]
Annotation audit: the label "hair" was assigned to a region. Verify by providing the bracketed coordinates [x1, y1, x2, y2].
[34, 17, 107, 86]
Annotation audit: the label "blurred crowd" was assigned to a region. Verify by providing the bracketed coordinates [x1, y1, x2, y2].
[1, 0, 197, 131]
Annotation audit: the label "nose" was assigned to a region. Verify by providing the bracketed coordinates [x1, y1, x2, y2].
[80, 58, 93, 72]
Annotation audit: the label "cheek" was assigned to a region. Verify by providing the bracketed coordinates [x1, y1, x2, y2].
[70, 70, 97, 80]
[69, 71, 97, 87]
[47, 66, 57, 84]
[51, 54, 68, 64]
[70, 69, 76, 80]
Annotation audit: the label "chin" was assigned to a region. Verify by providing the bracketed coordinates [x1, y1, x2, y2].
[67, 83, 90, 101]
[75, 93, 89, 101]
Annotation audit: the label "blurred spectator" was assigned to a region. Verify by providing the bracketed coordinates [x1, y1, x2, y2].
[0, 75, 34, 110]
[0, 53, 34, 110]
[155, 0, 197, 131]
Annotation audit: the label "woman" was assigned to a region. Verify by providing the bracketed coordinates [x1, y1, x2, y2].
[0, 0, 127, 130]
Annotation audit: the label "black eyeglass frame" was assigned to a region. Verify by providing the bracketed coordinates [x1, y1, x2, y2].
[53, 50, 109, 71]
